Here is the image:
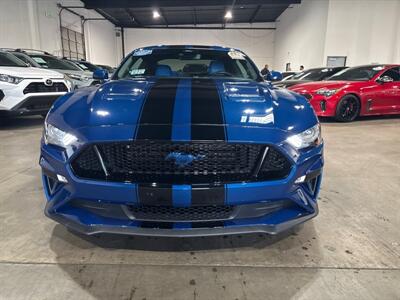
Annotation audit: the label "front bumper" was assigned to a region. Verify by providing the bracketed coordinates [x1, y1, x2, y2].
[0, 79, 69, 116]
[291, 91, 338, 117]
[40, 140, 323, 237]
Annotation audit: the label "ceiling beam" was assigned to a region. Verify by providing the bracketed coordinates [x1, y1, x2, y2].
[159, 7, 169, 26]
[83, 0, 301, 9]
[125, 8, 142, 26]
[95, 8, 120, 25]
[249, 5, 261, 23]
[116, 24, 276, 30]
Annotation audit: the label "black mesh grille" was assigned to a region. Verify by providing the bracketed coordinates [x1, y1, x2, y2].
[126, 205, 235, 221]
[23, 82, 68, 94]
[71, 141, 292, 184]
[0, 90, 4, 101]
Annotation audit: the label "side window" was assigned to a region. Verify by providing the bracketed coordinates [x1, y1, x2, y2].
[15, 54, 28, 64]
[380, 68, 400, 81]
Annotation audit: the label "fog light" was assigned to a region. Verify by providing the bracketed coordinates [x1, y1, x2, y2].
[57, 174, 68, 183]
[295, 175, 306, 183]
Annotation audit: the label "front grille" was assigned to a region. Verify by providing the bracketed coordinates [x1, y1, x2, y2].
[126, 205, 235, 222]
[71, 141, 292, 184]
[23, 82, 68, 94]
[0, 89, 4, 101]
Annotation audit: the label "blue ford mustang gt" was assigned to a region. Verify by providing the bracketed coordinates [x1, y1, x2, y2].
[40, 45, 323, 237]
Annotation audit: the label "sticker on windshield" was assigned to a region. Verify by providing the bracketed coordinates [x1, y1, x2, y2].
[228, 50, 245, 60]
[32, 57, 47, 64]
[129, 69, 145, 75]
[133, 49, 152, 56]
[373, 66, 384, 71]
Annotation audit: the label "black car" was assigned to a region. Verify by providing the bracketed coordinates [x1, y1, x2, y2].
[273, 67, 348, 88]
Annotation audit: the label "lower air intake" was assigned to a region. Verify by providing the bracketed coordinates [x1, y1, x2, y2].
[126, 205, 235, 222]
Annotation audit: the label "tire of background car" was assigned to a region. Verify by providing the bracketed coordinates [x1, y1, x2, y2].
[334, 94, 361, 122]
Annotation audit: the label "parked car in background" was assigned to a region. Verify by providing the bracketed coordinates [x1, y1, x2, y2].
[66, 59, 100, 72]
[64, 58, 115, 80]
[0, 51, 72, 117]
[41, 45, 323, 237]
[289, 65, 400, 122]
[4, 49, 95, 88]
[273, 67, 347, 88]
[281, 71, 298, 81]
[96, 64, 116, 74]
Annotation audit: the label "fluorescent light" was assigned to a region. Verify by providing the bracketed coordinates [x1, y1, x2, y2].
[224, 10, 233, 19]
[153, 10, 160, 19]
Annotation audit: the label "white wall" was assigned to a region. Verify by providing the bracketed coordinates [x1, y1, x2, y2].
[274, 0, 400, 71]
[0, 0, 120, 66]
[274, 0, 330, 71]
[124, 24, 275, 70]
[323, 0, 400, 66]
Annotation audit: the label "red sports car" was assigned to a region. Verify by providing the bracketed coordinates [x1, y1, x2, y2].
[289, 65, 400, 122]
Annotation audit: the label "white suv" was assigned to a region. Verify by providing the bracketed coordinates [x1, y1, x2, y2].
[0, 51, 73, 117]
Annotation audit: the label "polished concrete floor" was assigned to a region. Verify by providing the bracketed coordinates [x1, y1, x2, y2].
[0, 116, 399, 300]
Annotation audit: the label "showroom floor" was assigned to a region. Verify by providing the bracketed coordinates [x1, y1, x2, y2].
[0, 116, 399, 300]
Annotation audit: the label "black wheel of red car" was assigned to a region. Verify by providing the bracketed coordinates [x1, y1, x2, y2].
[335, 95, 360, 122]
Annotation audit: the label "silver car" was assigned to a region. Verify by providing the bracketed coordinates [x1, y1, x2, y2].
[6, 49, 95, 88]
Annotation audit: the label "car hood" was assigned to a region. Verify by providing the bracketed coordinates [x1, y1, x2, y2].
[48, 78, 318, 143]
[289, 80, 351, 93]
[0, 66, 64, 79]
[53, 69, 92, 78]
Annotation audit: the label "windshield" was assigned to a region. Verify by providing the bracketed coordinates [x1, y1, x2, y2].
[12, 52, 41, 67]
[328, 66, 384, 81]
[0, 52, 28, 67]
[115, 48, 260, 81]
[291, 68, 341, 81]
[29, 55, 81, 71]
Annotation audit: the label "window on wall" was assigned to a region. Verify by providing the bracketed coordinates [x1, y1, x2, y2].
[61, 27, 85, 60]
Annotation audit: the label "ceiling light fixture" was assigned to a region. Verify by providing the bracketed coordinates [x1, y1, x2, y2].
[153, 10, 161, 19]
[224, 10, 233, 19]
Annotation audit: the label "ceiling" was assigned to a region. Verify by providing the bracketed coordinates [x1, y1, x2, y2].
[81, 0, 301, 28]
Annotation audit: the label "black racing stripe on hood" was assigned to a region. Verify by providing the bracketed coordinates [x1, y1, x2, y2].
[135, 78, 179, 140]
[191, 79, 226, 141]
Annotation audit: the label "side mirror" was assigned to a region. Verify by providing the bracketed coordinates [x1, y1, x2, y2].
[93, 69, 109, 80]
[377, 75, 393, 84]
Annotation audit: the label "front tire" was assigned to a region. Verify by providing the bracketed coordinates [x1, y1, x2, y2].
[334, 95, 360, 122]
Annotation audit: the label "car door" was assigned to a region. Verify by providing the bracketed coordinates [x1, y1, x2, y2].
[374, 67, 400, 113]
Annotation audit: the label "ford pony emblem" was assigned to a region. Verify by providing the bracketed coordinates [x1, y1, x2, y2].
[165, 152, 205, 168]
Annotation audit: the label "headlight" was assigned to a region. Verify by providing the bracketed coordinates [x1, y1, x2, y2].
[63, 75, 75, 90]
[44, 122, 77, 148]
[65, 73, 82, 81]
[315, 88, 338, 97]
[287, 124, 322, 149]
[0, 73, 24, 84]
